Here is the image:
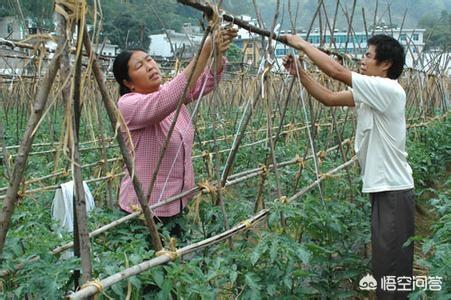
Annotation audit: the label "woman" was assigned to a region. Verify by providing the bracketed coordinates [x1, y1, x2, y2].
[112, 28, 237, 235]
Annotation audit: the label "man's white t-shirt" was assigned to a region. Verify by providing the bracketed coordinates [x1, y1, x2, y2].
[351, 72, 414, 193]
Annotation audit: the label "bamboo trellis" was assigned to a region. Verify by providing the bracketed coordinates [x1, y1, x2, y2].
[0, 0, 448, 297]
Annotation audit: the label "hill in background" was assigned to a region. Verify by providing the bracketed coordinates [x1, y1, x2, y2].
[0, 0, 449, 49]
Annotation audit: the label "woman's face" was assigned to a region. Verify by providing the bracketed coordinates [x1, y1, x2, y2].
[124, 51, 161, 94]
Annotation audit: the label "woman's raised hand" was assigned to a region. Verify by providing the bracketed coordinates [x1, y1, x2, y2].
[214, 27, 238, 56]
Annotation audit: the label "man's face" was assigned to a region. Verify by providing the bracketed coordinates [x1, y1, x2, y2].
[360, 45, 389, 77]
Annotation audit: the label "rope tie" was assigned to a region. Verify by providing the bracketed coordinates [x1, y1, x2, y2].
[259, 164, 268, 176]
[156, 249, 178, 261]
[314, 122, 321, 134]
[105, 172, 114, 181]
[201, 150, 211, 159]
[130, 204, 144, 220]
[317, 150, 327, 164]
[80, 278, 104, 293]
[156, 238, 179, 261]
[188, 192, 204, 224]
[279, 196, 288, 204]
[285, 122, 296, 141]
[319, 172, 337, 180]
[241, 219, 253, 229]
[197, 180, 217, 195]
[17, 190, 25, 199]
[295, 154, 305, 168]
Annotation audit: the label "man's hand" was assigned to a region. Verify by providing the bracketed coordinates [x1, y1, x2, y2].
[282, 54, 303, 77]
[283, 34, 307, 50]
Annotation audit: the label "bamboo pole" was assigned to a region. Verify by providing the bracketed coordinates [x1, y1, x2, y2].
[70, 21, 93, 283]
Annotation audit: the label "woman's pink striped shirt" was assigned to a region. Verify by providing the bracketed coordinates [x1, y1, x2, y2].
[117, 66, 223, 216]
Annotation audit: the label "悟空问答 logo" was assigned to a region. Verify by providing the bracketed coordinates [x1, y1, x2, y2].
[359, 274, 377, 290]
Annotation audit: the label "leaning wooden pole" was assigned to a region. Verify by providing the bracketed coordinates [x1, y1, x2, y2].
[58, 13, 93, 285]
[0, 15, 65, 256]
[71, 21, 93, 283]
[177, 0, 287, 45]
[176, 0, 349, 61]
[82, 25, 163, 251]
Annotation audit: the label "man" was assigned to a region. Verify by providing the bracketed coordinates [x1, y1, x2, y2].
[283, 34, 415, 299]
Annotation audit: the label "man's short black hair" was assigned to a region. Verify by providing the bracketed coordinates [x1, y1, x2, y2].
[367, 34, 405, 79]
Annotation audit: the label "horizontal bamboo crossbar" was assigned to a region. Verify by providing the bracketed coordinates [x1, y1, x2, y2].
[67, 209, 269, 299]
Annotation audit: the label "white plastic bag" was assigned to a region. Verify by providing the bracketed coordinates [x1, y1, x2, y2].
[51, 180, 95, 232]
[51, 181, 95, 259]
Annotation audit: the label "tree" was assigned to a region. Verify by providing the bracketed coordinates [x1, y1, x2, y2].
[103, 13, 150, 50]
[226, 43, 243, 63]
[418, 10, 450, 50]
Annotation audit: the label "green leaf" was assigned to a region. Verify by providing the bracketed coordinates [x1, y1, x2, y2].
[230, 271, 238, 284]
[152, 269, 165, 288]
[244, 273, 261, 290]
[269, 238, 279, 262]
[296, 246, 311, 264]
[422, 239, 434, 254]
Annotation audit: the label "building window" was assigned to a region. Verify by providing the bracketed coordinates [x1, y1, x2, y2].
[412, 33, 419, 41]
[336, 35, 346, 43]
[400, 34, 406, 41]
[275, 48, 287, 57]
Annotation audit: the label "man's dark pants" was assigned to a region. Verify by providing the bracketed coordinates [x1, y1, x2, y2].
[370, 189, 415, 300]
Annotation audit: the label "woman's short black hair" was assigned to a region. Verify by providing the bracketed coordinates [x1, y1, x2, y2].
[367, 34, 405, 79]
[112, 48, 146, 96]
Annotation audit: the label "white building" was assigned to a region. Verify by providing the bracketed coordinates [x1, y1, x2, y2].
[148, 23, 203, 59]
[95, 39, 119, 57]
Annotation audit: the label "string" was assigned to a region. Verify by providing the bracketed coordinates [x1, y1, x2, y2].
[290, 48, 325, 204]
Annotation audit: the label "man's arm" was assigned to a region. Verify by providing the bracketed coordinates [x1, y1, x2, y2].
[282, 54, 355, 107]
[298, 69, 354, 107]
[285, 35, 353, 87]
